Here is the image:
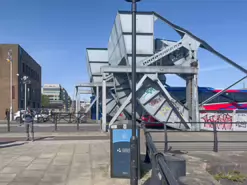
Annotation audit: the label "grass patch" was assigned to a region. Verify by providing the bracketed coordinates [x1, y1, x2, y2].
[141, 168, 151, 181]
[213, 170, 247, 183]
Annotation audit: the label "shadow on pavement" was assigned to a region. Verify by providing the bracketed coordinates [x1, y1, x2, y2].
[34, 136, 55, 141]
[166, 146, 188, 155]
[0, 141, 16, 145]
[0, 141, 26, 149]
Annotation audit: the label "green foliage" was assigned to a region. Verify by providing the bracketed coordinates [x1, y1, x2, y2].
[213, 170, 246, 183]
[41, 94, 50, 108]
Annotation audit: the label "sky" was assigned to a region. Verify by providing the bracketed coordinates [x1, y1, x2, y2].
[0, 0, 247, 101]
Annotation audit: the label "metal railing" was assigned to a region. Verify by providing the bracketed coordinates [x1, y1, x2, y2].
[52, 113, 83, 131]
[141, 124, 186, 185]
[141, 121, 247, 184]
[143, 121, 247, 152]
[4, 112, 91, 132]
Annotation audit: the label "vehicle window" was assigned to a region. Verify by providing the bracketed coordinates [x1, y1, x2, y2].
[233, 92, 247, 102]
[201, 91, 218, 104]
[218, 92, 235, 103]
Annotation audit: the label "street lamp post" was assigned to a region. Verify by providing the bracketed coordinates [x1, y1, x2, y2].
[6, 49, 13, 121]
[125, 0, 140, 185]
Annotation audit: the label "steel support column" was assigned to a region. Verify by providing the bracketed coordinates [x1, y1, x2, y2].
[186, 76, 192, 120]
[96, 86, 99, 124]
[192, 74, 200, 130]
[102, 79, 107, 131]
[186, 74, 199, 131]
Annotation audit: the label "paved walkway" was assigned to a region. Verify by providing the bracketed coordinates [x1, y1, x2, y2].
[0, 140, 129, 185]
[0, 132, 110, 143]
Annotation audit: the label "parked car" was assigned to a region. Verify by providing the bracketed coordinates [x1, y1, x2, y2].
[14, 109, 49, 123]
[141, 114, 163, 128]
[14, 110, 26, 122]
[33, 110, 49, 122]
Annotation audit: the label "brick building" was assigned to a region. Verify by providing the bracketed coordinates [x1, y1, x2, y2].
[0, 44, 41, 120]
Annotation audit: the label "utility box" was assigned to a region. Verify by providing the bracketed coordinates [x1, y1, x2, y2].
[110, 120, 140, 179]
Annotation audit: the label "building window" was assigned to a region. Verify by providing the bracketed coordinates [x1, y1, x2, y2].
[26, 65, 29, 75]
[33, 89, 35, 101]
[22, 63, 25, 73]
[20, 100, 24, 109]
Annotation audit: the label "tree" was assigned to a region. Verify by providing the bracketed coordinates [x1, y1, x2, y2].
[41, 94, 50, 108]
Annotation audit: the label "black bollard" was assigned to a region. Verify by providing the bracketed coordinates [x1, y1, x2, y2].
[77, 116, 79, 131]
[69, 113, 72, 123]
[19, 111, 22, 125]
[55, 114, 57, 131]
[7, 112, 10, 132]
[164, 122, 168, 152]
[213, 122, 218, 152]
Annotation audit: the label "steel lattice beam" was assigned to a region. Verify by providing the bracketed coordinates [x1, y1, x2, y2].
[101, 66, 198, 74]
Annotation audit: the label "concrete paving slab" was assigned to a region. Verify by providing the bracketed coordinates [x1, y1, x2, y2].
[0, 166, 25, 174]
[0, 174, 17, 182]
[8, 161, 31, 167]
[38, 183, 66, 185]
[46, 165, 70, 174]
[8, 183, 37, 185]
[13, 170, 44, 183]
[66, 177, 92, 185]
[0, 140, 130, 185]
[41, 173, 67, 183]
[26, 163, 49, 170]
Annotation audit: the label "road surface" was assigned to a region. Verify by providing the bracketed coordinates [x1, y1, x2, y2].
[0, 123, 101, 133]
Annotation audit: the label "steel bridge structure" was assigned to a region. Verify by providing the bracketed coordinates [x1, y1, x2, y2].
[75, 11, 247, 131]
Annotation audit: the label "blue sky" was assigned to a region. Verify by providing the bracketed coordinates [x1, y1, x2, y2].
[0, 0, 247, 100]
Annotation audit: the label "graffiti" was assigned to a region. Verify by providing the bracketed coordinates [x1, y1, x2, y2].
[143, 87, 156, 99]
[149, 96, 162, 106]
[111, 106, 118, 115]
[200, 113, 233, 130]
[234, 113, 247, 129]
[199, 111, 247, 131]
[158, 105, 171, 116]
[235, 122, 246, 128]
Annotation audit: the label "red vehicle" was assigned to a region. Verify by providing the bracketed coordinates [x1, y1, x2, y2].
[141, 87, 247, 126]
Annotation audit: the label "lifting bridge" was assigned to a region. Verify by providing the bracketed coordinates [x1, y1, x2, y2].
[75, 11, 247, 131]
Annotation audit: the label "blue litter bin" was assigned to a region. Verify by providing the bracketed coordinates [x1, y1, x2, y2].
[110, 120, 140, 179]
